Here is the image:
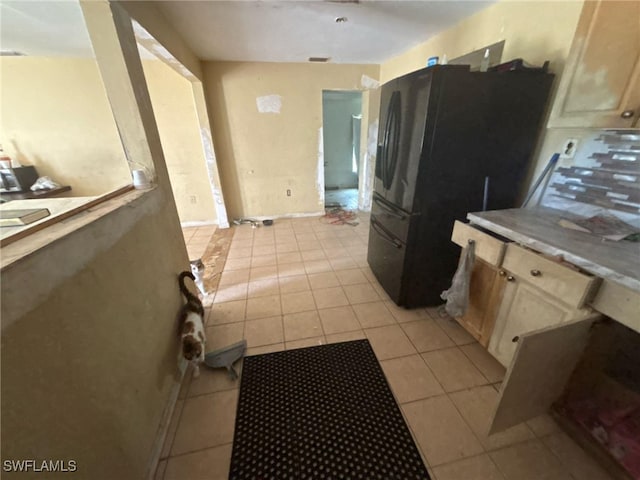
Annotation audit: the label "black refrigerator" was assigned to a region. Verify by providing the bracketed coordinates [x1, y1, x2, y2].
[367, 64, 553, 308]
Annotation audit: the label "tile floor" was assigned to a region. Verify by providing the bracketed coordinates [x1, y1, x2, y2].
[157, 214, 614, 480]
[183, 224, 218, 260]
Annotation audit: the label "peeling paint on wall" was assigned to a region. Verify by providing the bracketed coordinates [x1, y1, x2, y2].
[132, 20, 197, 81]
[359, 119, 378, 212]
[361, 75, 380, 90]
[568, 64, 617, 111]
[256, 94, 282, 114]
[367, 119, 379, 157]
[317, 126, 325, 208]
[200, 127, 229, 228]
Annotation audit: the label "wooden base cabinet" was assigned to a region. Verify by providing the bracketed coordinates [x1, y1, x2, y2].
[456, 259, 506, 347]
[450, 220, 508, 346]
[488, 273, 595, 367]
[488, 317, 639, 479]
[488, 315, 601, 434]
[488, 243, 598, 367]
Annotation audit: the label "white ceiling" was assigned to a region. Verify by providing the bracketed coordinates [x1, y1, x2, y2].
[0, 1, 93, 57]
[1, 0, 493, 64]
[159, 1, 493, 64]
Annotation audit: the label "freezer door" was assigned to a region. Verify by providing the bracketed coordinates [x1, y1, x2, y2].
[367, 215, 407, 304]
[371, 192, 411, 243]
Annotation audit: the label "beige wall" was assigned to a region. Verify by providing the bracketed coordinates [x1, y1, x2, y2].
[202, 61, 380, 219]
[1, 189, 187, 480]
[0, 57, 217, 223]
[0, 57, 132, 196]
[381, 0, 584, 83]
[143, 60, 217, 224]
[380, 0, 591, 200]
[1, 2, 195, 478]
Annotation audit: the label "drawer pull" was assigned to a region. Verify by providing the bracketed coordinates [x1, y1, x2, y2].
[530, 269, 542, 277]
[498, 270, 506, 277]
[507, 275, 515, 282]
[621, 110, 634, 119]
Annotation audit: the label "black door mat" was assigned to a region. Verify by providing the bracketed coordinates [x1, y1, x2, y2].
[229, 340, 430, 479]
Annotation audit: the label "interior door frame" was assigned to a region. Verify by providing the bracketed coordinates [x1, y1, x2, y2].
[321, 89, 366, 209]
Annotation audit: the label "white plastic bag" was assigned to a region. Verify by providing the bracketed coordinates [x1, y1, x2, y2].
[30, 176, 61, 191]
[440, 242, 475, 318]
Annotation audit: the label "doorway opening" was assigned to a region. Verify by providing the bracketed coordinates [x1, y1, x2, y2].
[322, 90, 363, 211]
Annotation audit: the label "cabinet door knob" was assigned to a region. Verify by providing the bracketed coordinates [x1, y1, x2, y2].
[512, 335, 520, 343]
[621, 110, 635, 119]
[507, 275, 515, 282]
[530, 269, 542, 277]
[498, 270, 506, 276]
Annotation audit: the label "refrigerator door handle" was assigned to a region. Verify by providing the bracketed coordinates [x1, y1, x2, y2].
[385, 91, 402, 190]
[381, 100, 394, 188]
[371, 217, 403, 249]
[373, 196, 406, 220]
[375, 144, 384, 181]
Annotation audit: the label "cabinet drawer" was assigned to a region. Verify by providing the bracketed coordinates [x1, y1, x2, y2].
[502, 244, 597, 308]
[451, 221, 506, 266]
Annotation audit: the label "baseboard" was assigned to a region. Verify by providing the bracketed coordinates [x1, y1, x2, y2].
[180, 220, 218, 228]
[232, 211, 325, 223]
[145, 358, 187, 480]
[270, 211, 326, 219]
[227, 209, 367, 227]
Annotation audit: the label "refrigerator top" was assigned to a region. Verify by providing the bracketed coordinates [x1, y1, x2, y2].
[381, 64, 470, 89]
[383, 62, 552, 89]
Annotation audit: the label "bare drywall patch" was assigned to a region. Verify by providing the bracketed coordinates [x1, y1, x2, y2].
[361, 75, 380, 90]
[256, 94, 282, 114]
[317, 126, 325, 208]
[200, 126, 229, 228]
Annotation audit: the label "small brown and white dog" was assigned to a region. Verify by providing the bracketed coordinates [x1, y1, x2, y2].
[178, 271, 206, 377]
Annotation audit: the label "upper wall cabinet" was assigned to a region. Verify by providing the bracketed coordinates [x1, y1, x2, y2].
[548, 0, 640, 128]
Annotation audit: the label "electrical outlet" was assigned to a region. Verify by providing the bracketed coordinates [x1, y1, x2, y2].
[189, 195, 197, 204]
[560, 138, 579, 159]
[286, 189, 291, 197]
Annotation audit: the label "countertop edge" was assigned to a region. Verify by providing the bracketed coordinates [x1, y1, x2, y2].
[467, 213, 640, 293]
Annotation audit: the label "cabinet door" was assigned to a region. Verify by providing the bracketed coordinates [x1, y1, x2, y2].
[456, 260, 506, 347]
[548, 0, 640, 128]
[488, 315, 600, 435]
[488, 275, 585, 367]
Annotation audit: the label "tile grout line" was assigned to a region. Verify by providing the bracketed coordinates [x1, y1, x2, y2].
[431, 451, 507, 479]
[165, 441, 235, 462]
[458, 343, 504, 387]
